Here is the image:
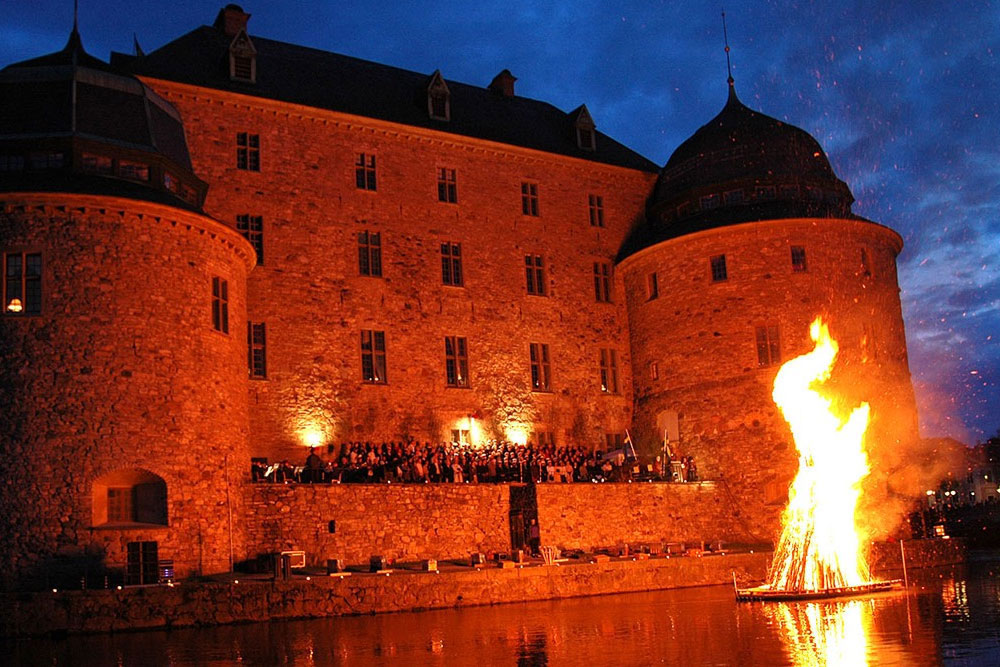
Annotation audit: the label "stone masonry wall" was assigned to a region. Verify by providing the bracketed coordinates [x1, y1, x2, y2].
[246, 483, 514, 565]
[619, 218, 920, 542]
[534, 481, 763, 549]
[146, 80, 657, 463]
[0, 194, 255, 588]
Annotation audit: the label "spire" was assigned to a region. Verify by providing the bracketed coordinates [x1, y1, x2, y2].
[722, 9, 734, 88]
[73, 0, 79, 33]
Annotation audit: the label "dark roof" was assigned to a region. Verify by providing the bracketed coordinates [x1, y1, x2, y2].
[0, 30, 193, 169]
[112, 26, 658, 173]
[619, 84, 860, 261]
[652, 85, 850, 206]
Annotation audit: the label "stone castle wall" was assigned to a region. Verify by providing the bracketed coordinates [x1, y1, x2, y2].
[244, 482, 763, 567]
[0, 194, 255, 587]
[148, 80, 657, 462]
[618, 218, 920, 540]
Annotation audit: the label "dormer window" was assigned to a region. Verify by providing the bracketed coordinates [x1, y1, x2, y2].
[427, 70, 450, 121]
[572, 105, 596, 151]
[228, 30, 257, 83]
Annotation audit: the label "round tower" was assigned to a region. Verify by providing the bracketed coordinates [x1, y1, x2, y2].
[618, 83, 919, 539]
[0, 29, 255, 588]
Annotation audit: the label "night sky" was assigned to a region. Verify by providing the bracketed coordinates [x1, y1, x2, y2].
[2, 1, 997, 444]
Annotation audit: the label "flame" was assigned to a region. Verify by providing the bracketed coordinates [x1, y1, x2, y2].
[767, 318, 872, 591]
[767, 601, 870, 667]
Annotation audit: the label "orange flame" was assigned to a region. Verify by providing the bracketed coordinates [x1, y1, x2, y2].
[767, 317, 872, 591]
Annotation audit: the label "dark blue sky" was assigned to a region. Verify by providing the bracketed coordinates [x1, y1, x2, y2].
[3, 1, 997, 443]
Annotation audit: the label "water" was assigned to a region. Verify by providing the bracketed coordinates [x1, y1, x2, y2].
[6, 561, 1000, 666]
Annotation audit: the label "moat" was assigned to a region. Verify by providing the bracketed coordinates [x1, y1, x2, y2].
[6, 558, 999, 665]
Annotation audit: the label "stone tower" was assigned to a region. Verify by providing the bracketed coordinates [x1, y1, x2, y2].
[0, 28, 255, 588]
[617, 82, 920, 538]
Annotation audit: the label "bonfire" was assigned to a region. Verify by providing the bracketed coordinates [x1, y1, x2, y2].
[738, 317, 900, 600]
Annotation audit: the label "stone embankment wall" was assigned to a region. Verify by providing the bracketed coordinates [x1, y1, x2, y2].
[246, 484, 515, 565]
[0, 553, 769, 637]
[245, 482, 762, 567]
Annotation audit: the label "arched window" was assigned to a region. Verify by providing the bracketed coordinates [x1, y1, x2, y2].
[92, 469, 168, 527]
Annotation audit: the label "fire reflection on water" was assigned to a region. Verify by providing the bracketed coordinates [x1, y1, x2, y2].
[765, 600, 872, 667]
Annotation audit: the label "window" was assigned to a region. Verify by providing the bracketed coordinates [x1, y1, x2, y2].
[599, 348, 619, 393]
[92, 469, 167, 527]
[593, 262, 612, 303]
[356, 153, 377, 191]
[535, 431, 555, 447]
[700, 194, 720, 210]
[427, 71, 451, 121]
[236, 133, 260, 171]
[437, 168, 457, 203]
[724, 189, 744, 205]
[107, 488, 134, 523]
[445, 336, 469, 387]
[441, 242, 463, 286]
[588, 194, 604, 227]
[860, 248, 872, 277]
[791, 246, 807, 272]
[573, 105, 597, 151]
[646, 272, 659, 300]
[228, 30, 257, 83]
[649, 361, 659, 380]
[0, 155, 24, 171]
[233, 55, 253, 80]
[577, 127, 595, 151]
[163, 172, 179, 193]
[780, 184, 798, 199]
[126, 541, 160, 586]
[28, 152, 65, 169]
[212, 277, 229, 334]
[525, 254, 546, 295]
[247, 322, 267, 379]
[521, 182, 539, 216]
[710, 254, 728, 282]
[756, 185, 776, 200]
[358, 231, 382, 277]
[756, 325, 781, 367]
[119, 160, 149, 181]
[529, 342, 551, 391]
[81, 153, 113, 174]
[236, 214, 264, 264]
[605, 433, 624, 450]
[361, 330, 387, 383]
[451, 429, 470, 444]
[4, 252, 41, 315]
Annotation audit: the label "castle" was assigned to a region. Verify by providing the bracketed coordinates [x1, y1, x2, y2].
[0, 5, 919, 588]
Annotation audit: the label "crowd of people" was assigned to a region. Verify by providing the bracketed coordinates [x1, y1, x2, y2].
[251, 440, 699, 485]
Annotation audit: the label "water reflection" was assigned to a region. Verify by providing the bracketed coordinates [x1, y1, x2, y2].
[766, 600, 869, 666]
[5, 562, 999, 665]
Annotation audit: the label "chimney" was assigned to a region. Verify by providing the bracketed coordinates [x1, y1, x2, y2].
[488, 70, 516, 98]
[214, 4, 251, 37]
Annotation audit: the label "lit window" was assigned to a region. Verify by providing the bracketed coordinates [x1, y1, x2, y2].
[361, 330, 387, 383]
[445, 336, 469, 387]
[437, 168, 457, 203]
[358, 231, 382, 277]
[236, 214, 264, 264]
[711, 254, 728, 282]
[212, 277, 229, 334]
[4, 252, 42, 315]
[521, 182, 539, 216]
[120, 160, 149, 181]
[441, 242, 463, 286]
[525, 254, 546, 295]
[588, 194, 604, 227]
[356, 153, 377, 191]
[81, 153, 113, 175]
[599, 348, 619, 393]
[529, 342, 551, 391]
[247, 322, 267, 379]
[593, 262, 612, 303]
[646, 272, 659, 300]
[791, 246, 807, 272]
[236, 133, 260, 171]
[756, 325, 781, 367]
